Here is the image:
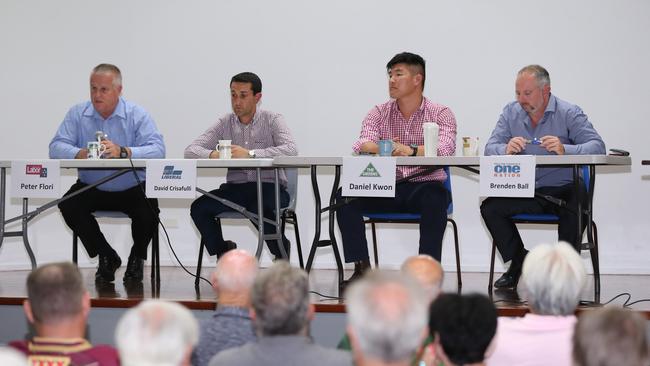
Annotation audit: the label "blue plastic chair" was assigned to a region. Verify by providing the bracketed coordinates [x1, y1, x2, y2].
[487, 165, 600, 298]
[363, 166, 462, 289]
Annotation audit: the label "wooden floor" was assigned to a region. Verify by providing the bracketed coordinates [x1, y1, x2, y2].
[1, 266, 649, 316]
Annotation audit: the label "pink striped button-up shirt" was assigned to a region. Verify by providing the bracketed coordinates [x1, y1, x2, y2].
[352, 97, 457, 182]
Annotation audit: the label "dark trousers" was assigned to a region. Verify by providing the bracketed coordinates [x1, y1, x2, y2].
[480, 182, 587, 263]
[58, 180, 159, 260]
[190, 182, 289, 257]
[336, 181, 450, 263]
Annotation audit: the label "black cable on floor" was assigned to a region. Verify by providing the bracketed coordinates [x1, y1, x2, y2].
[309, 290, 342, 301]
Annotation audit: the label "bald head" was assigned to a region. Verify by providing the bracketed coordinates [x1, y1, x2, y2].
[211, 250, 258, 301]
[401, 255, 443, 301]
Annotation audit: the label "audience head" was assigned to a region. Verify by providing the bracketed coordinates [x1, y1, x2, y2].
[520, 241, 586, 316]
[401, 254, 444, 302]
[115, 300, 199, 366]
[573, 307, 649, 366]
[346, 270, 429, 364]
[24, 262, 89, 327]
[251, 261, 312, 336]
[386, 52, 426, 90]
[429, 293, 497, 366]
[211, 249, 258, 304]
[0, 347, 28, 366]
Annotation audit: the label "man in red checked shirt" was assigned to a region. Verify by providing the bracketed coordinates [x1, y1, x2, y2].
[336, 52, 457, 285]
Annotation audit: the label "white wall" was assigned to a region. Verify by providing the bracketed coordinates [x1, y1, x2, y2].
[1, 0, 649, 274]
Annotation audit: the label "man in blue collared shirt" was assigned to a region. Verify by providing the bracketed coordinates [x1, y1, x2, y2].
[49, 64, 165, 283]
[481, 65, 605, 289]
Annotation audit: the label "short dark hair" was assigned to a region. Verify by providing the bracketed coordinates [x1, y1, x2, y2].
[230, 72, 262, 95]
[27, 262, 85, 324]
[386, 52, 426, 89]
[429, 293, 497, 365]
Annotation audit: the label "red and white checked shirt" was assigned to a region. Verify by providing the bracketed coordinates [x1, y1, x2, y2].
[352, 97, 457, 182]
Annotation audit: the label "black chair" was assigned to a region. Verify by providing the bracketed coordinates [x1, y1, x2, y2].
[194, 168, 304, 288]
[362, 167, 462, 289]
[488, 165, 600, 299]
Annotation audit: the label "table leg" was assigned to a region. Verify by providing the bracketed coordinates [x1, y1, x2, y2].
[304, 165, 344, 294]
[0, 167, 5, 249]
[329, 166, 344, 289]
[305, 165, 321, 272]
[274, 168, 288, 259]
[255, 168, 265, 258]
[21, 198, 37, 270]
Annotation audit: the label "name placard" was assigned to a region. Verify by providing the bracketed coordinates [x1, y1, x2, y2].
[146, 160, 197, 199]
[11, 161, 61, 198]
[341, 156, 396, 197]
[480, 155, 535, 197]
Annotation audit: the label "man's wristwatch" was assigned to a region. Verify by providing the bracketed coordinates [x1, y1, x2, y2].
[409, 144, 418, 156]
[248, 150, 256, 158]
[119, 146, 128, 159]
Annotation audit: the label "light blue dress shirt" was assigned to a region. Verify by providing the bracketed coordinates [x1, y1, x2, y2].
[484, 94, 605, 187]
[49, 97, 165, 191]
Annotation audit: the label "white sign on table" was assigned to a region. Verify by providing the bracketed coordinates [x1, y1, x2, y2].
[480, 155, 535, 197]
[146, 160, 197, 199]
[341, 156, 396, 197]
[10, 160, 61, 198]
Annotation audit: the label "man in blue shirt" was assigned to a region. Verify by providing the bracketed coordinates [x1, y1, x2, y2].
[481, 65, 605, 289]
[49, 64, 165, 283]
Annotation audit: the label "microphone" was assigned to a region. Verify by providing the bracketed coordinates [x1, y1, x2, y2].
[95, 131, 108, 142]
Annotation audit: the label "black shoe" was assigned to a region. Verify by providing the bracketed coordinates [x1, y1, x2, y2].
[340, 261, 371, 294]
[95, 254, 122, 282]
[215, 241, 238, 260]
[123, 256, 144, 282]
[494, 249, 527, 289]
[225, 240, 237, 251]
[344, 260, 371, 283]
[494, 271, 520, 288]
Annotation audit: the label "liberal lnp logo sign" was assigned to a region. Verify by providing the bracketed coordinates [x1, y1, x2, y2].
[146, 160, 197, 199]
[161, 165, 182, 179]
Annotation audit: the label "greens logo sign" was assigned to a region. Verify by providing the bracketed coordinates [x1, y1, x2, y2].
[360, 163, 381, 178]
[342, 157, 396, 198]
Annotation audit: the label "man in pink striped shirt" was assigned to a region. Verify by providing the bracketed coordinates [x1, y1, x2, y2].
[337, 52, 457, 283]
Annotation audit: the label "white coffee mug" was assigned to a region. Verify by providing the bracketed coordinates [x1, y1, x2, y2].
[462, 137, 479, 156]
[217, 140, 232, 159]
[87, 141, 106, 159]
